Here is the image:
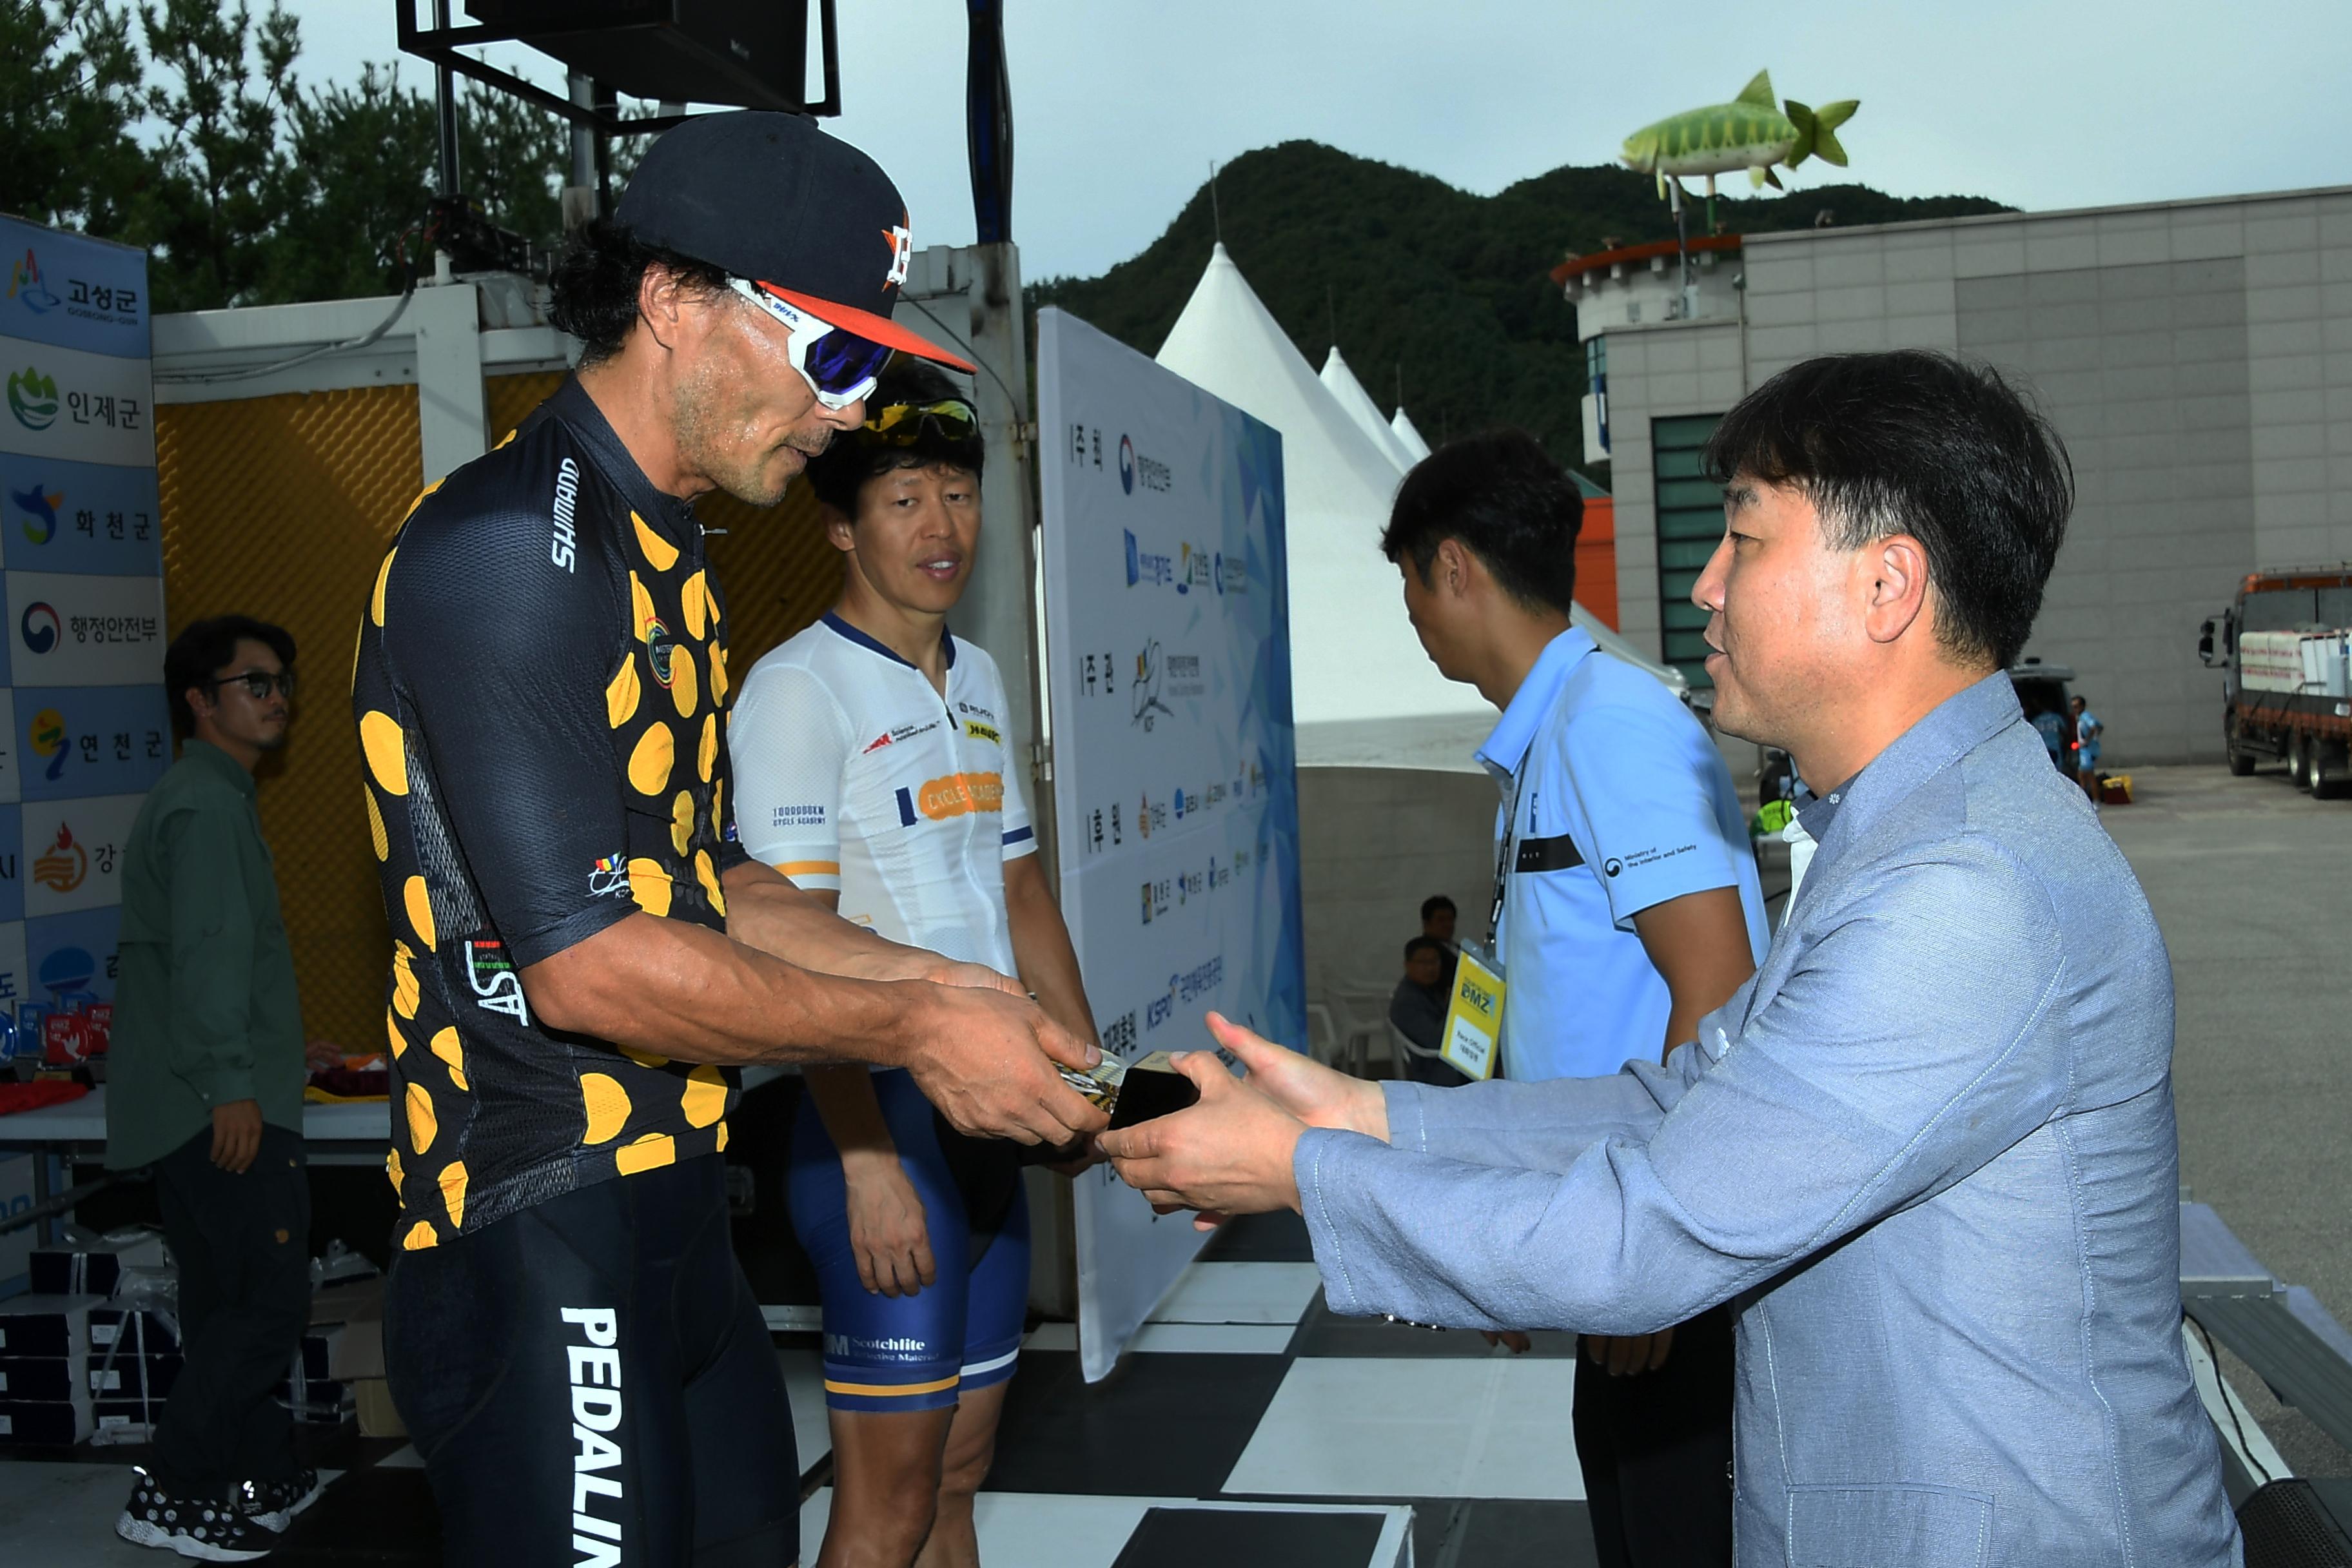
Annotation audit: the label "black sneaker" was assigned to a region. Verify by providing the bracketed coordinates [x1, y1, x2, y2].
[116, 1467, 282, 1561]
[235, 1468, 323, 1533]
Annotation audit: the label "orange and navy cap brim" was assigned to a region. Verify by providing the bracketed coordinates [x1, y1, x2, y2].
[764, 284, 976, 374]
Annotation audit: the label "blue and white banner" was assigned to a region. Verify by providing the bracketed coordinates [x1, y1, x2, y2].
[0, 219, 159, 1066]
[0, 338, 155, 469]
[12, 685, 172, 802]
[5, 569, 165, 689]
[3, 217, 151, 361]
[1037, 307, 1304, 1382]
[1, 451, 164, 576]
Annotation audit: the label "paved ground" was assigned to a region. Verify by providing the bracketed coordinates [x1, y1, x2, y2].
[2105, 763, 2352, 1477]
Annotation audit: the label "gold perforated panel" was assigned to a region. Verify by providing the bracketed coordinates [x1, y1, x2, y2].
[155, 376, 841, 1057]
[156, 385, 422, 1055]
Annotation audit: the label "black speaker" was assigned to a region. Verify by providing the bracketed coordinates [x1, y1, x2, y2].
[462, 0, 827, 112]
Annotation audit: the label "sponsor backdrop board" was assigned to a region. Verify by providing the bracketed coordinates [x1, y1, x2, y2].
[0, 217, 164, 1031]
[1035, 308, 1305, 1382]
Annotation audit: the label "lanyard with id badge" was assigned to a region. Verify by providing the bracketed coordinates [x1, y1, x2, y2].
[1439, 770, 1524, 1081]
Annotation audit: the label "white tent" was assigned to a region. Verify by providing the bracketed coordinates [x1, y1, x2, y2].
[1389, 406, 1432, 462]
[1319, 346, 1419, 472]
[1155, 244, 1681, 775]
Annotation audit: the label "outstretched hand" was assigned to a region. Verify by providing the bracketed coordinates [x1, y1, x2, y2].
[1099, 1015, 1315, 1216]
[1202, 1013, 1388, 1141]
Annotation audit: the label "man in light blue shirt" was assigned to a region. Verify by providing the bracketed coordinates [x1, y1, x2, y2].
[1375, 430, 1768, 1566]
[1476, 629, 1770, 1084]
[1104, 351, 2240, 1566]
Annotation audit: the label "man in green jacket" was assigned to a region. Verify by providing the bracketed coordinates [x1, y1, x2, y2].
[107, 614, 312, 1562]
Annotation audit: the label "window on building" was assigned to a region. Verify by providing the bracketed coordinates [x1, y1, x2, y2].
[1651, 413, 1725, 688]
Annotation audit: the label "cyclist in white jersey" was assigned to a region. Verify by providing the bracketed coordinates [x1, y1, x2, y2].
[730, 361, 1098, 1568]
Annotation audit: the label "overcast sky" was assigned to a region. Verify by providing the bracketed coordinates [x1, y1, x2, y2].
[286, 2, 2346, 282]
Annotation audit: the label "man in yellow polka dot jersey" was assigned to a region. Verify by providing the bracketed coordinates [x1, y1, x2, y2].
[350, 114, 1106, 1568]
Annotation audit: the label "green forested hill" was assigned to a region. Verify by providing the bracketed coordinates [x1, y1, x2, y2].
[1028, 141, 2009, 467]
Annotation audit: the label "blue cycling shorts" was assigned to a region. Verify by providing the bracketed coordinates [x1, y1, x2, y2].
[788, 1068, 1028, 1414]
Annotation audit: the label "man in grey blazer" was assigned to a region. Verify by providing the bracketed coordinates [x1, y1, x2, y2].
[1103, 351, 2242, 1566]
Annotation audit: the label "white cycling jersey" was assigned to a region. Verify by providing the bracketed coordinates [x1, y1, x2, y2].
[730, 612, 1035, 974]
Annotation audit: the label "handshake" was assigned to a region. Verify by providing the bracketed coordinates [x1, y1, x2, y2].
[895, 956, 1384, 1214]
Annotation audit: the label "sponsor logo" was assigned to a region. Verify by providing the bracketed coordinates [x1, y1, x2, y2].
[645, 618, 676, 687]
[955, 699, 997, 721]
[914, 771, 1004, 821]
[1130, 642, 1173, 730]
[550, 456, 581, 572]
[1173, 956, 1223, 1004]
[11, 482, 61, 544]
[882, 211, 913, 289]
[1119, 433, 1171, 495]
[1164, 652, 1203, 698]
[7, 249, 61, 314]
[863, 720, 939, 756]
[1219, 551, 1248, 595]
[770, 803, 828, 827]
[33, 823, 86, 893]
[1458, 974, 1499, 1017]
[560, 1307, 626, 1567]
[1606, 843, 1695, 877]
[30, 708, 68, 781]
[8, 364, 59, 431]
[38, 945, 95, 998]
[964, 719, 1000, 745]
[19, 602, 59, 655]
[587, 854, 631, 899]
[826, 1332, 930, 1358]
[464, 937, 530, 1023]
[1123, 528, 1172, 588]
[1102, 1011, 1137, 1056]
[1177, 542, 1213, 595]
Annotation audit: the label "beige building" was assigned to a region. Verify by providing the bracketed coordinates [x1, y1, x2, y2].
[1569, 184, 2352, 764]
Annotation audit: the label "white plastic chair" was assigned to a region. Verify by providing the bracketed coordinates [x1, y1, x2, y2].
[1389, 1022, 1453, 1082]
[1326, 986, 1395, 1079]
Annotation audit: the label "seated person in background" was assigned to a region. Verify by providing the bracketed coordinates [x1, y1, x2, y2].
[1419, 893, 1459, 985]
[1420, 893, 1458, 950]
[1389, 936, 1468, 1087]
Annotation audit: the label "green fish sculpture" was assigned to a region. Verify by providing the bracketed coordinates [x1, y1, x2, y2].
[1622, 70, 1858, 198]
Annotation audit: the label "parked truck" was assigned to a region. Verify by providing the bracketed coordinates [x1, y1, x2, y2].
[2199, 566, 2352, 794]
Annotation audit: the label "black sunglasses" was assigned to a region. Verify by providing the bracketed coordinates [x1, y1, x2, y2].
[210, 669, 297, 701]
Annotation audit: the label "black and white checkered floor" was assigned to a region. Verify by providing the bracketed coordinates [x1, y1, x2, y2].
[1, 1213, 1596, 1567]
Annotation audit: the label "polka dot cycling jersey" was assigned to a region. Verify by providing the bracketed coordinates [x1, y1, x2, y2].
[729, 614, 1035, 974]
[351, 378, 747, 1251]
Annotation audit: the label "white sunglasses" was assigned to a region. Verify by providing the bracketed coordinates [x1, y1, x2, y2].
[727, 278, 892, 410]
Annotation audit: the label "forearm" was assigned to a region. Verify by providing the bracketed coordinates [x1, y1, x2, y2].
[170, 955, 258, 1104]
[806, 1064, 901, 1168]
[1295, 1129, 1752, 1335]
[1005, 862, 1101, 1050]
[1381, 1063, 1678, 1172]
[523, 910, 927, 1069]
[721, 861, 945, 981]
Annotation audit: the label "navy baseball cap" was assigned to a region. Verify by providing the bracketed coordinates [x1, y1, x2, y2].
[616, 112, 974, 373]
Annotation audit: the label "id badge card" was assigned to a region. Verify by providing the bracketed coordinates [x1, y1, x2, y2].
[1439, 942, 1506, 1081]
